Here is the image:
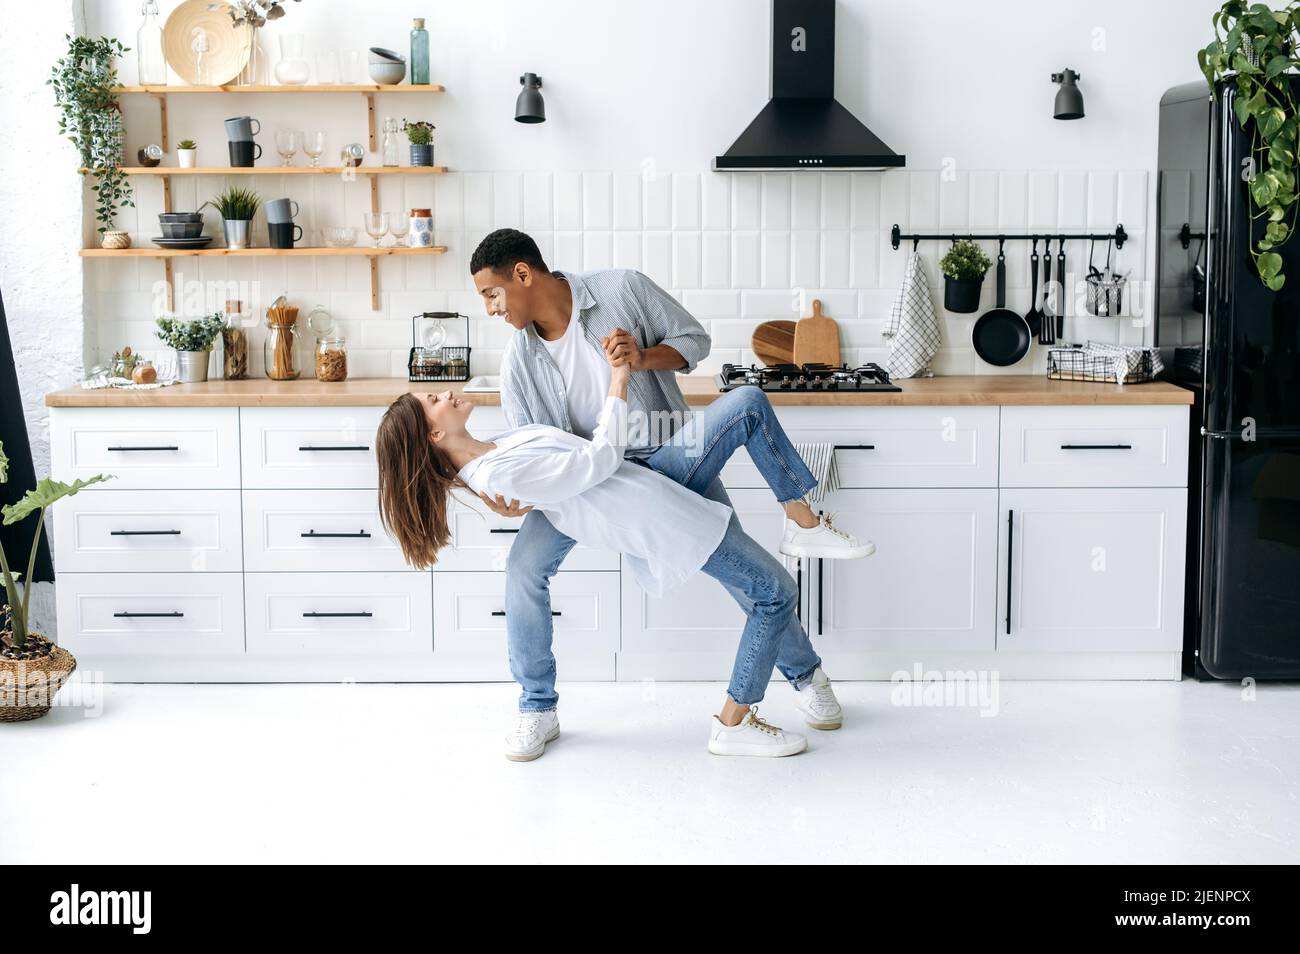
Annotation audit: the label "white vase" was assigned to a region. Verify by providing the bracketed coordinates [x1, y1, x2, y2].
[178, 148, 196, 168]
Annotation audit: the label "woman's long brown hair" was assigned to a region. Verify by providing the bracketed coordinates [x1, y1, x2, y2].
[375, 393, 462, 568]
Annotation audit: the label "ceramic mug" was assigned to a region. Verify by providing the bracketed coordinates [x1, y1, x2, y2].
[265, 198, 300, 223]
[224, 116, 261, 141]
[228, 140, 262, 167]
[268, 222, 304, 249]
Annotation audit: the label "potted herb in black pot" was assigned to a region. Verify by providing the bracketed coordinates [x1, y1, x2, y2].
[940, 239, 992, 313]
[403, 119, 435, 166]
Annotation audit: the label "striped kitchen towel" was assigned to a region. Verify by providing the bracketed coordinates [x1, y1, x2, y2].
[794, 442, 839, 504]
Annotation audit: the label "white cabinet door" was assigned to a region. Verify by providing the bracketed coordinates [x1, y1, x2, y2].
[244, 572, 433, 654]
[240, 406, 384, 489]
[996, 488, 1187, 652]
[816, 488, 999, 652]
[434, 496, 620, 572]
[1000, 406, 1189, 488]
[242, 489, 414, 573]
[432, 571, 619, 680]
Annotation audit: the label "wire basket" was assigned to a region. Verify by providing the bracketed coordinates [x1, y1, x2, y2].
[407, 312, 472, 382]
[1046, 342, 1164, 384]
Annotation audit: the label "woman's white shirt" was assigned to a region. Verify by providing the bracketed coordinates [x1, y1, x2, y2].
[457, 395, 731, 596]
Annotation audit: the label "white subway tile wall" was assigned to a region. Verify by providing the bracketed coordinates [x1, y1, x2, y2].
[90, 168, 1150, 380]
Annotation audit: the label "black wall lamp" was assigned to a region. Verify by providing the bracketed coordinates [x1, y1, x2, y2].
[515, 72, 545, 124]
[1052, 68, 1084, 120]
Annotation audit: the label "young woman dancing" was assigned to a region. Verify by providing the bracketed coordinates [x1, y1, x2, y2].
[375, 356, 872, 760]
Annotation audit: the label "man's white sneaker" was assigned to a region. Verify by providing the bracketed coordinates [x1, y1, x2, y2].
[505, 709, 560, 762]
[793, 667, 843, 730]
[708, 706, 807, 758]
[780, 513, 875, 560]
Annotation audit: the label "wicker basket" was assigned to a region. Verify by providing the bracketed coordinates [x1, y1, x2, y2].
[100, 229, 132, 250]
[0, 632, 78, 723]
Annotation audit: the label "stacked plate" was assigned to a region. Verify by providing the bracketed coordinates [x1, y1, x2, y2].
[153, 212, 212, 249]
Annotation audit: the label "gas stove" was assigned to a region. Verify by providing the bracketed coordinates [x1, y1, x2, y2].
[716, 362, 901, 393]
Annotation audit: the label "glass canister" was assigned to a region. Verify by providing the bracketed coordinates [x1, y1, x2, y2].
[264, 299, 301, 380]
[222, 299, 250, 379]
[315, 334, 348, 382]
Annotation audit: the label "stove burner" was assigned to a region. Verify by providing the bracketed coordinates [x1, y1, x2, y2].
[716, 362, 901, 393]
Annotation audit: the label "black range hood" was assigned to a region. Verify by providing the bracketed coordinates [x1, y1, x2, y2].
[714, 0, 904, 171]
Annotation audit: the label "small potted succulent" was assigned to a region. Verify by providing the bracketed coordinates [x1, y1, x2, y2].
[156, 313, 225, 383]
[1, 441, 110, 722]
[939, 239, 992, 313]
[201, 186, 260, 249]
[402, 119, 435, 166]
[177, 139, 197, 168]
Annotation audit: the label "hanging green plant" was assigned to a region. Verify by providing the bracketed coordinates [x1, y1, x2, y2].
[48, 35, 134, 235]
[1199, 1, 1300, 291]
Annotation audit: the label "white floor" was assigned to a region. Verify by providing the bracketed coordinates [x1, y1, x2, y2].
[2, 678, 1296, 864]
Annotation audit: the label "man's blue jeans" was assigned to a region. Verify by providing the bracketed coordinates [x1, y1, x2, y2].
[503, 387, 823, 711]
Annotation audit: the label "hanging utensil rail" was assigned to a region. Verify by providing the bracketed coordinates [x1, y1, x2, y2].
[890, 224, 1127, 250]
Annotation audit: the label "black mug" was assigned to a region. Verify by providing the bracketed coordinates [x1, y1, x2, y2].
[228, 140, 262, 168]
[268, 221, 303, 249]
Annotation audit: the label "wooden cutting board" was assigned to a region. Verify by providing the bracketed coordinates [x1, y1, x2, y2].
[751, 320, 797, 366]
[792, 299, 841, 366]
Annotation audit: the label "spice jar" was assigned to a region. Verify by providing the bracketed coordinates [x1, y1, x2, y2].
[315, 334, 348, 382]
[131, 359, 157, 384]
[264, 297, 301, 381]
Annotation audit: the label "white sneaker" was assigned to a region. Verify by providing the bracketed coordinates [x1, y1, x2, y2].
[505, 709, 560, 762]
[793, 667, 843, 730]
[708, 706, 807, 758]
[780, 513, 875, 559]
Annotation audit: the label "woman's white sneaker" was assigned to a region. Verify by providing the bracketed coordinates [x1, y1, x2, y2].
[780, 513, 875, 559]
[708, 706, 807, 757]
[505, 709, 560, 762]
[793, 667, 843, 730]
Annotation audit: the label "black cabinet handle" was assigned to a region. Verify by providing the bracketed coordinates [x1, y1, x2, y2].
[1005, 509, 1014, 636]
[110, 529, 181, 536]
[1059, 443, 1133, 450]
[817, 557, 823, 637]
[489, 528, 520, 534]
[297, 445, 370, 452]
[834, 444, 876, 451]
[302, 611, 373, 618]
[114, 611, 183, 618]
[490, 610, 561, 617]
[796, 558, 803, 627]
[107, 445, 178, 452]
[300, 530, 372, 538]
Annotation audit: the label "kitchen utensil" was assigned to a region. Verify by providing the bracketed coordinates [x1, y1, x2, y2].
[408, 312, 472, 382]
[368, 58, 406, 85]
[158, 221, 204, 239]
[1024, 239, 1043, 337]
[162, 0, 249, 85]
[268, 222, 303, 249]
[1056, 239, 1067, 340]
[227, 140, 261, 167]
[322, 226, 358, 248]
[1038, 239, 1056, 345]
[224, 116, 261, 141]
[716, 363, 900, 393]
[1085, 238, 1126, 317]
[792, 298, 841, 366]
[751, 319, 797, 366]
[972, 243, 1031, 367]
[265, 198, 300, 223]
[150, 236, 213, 249]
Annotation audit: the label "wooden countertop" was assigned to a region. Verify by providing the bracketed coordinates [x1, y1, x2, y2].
[45, 375, 1195, 408]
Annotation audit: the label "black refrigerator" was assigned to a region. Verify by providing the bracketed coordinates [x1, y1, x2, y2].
[1156, 79, 1300, 679]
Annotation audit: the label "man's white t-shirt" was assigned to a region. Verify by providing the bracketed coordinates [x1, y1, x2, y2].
[538, 288, 611, 439]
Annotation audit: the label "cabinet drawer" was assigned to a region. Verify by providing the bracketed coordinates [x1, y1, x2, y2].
[244, 572, 432, 654]
[999, 406, 1189, 488]
[55, 572, 244, 656]
[240, 407, 384, 489]
[432, 571, 618, 679]
[242, 489, 414, 573]
[50, 407, 240, 489]
[721, 406, 999, 488]
[53, 489, 242, 573]
[436, 498, 621, 572]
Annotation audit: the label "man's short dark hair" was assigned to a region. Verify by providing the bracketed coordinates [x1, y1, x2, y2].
[469, 228, 549, 276]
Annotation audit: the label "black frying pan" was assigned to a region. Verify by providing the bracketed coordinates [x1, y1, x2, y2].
[972, 244, 1031, 366]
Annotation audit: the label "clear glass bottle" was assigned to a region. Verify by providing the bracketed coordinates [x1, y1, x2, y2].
[410, 17, 429, 85]
[381, 117, 400, 166]
[137, 0, 167, 86]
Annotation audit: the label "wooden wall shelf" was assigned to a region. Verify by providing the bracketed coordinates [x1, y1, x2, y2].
[113, 166, 449, 175]
[80, 246, 447, 258]
[114, 84, 445, 93]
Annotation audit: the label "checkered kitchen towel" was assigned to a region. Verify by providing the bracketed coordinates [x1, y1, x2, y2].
[884, 251, 942, 378]
[793, 443, 839, 505]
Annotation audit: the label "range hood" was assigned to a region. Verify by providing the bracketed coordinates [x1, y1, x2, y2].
[714, 0, 904, 171]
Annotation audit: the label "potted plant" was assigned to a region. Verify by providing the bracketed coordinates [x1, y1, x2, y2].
[402, 120, 435, 166]
[939, 239, 992, 313]
[1200, 1, 1300, 290]
[201, 186, 260, 249]
[156, 313, 225, 383]
[49, 36, 134, 248]
[0, 441, 109, 722]
[177, 139, 198, 168]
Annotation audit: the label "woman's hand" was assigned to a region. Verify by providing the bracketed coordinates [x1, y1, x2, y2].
[607, 356, 630, 400]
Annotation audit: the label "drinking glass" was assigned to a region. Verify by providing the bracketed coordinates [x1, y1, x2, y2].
[303, 131, 325, 167]
[275, 129, 300, 166]
[363, 212, 389, 248]
[339, 49, 361, 84]
[316, 50, 339, 85]
[388, 214, 410, 248]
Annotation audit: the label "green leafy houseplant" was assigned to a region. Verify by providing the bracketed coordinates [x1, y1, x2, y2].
[156, 314, 225, 352]
[1200, 1, 1300, 290]
[939, 240, 992, 280]
[202, 186, 260, 221]
[0, 440, 110, 652]
[48, 35, 133, 234]
[402, 120, 435, 145]
[177, 139, 197, 150]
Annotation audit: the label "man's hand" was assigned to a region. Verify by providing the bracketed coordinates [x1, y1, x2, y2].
[601, 327, 643, 370]
[478, 492, 533, 518]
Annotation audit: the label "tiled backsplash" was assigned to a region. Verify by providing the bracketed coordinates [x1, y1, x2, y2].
[88, 168, 1150, 379]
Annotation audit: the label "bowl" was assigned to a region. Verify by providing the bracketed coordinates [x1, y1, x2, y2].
[160, 222, 205, 239]
[159, 212, 203, 223]
[323, 226, 358, 248]
[368, 61, 405, 85]
[369, 47, 405, 62]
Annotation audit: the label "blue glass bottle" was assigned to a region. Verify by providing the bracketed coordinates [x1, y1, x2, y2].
[410, 17, 429, 85]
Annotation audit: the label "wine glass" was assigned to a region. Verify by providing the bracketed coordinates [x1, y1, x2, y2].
[388, 213, 410, 248]
[302, 131, 325, 167]
[275, 129, 300, 166]
[363, 212, 389, 248]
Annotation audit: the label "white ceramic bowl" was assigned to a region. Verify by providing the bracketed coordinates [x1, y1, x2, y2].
[368, 61, 405, 85]
[323, 226, 358, 248]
